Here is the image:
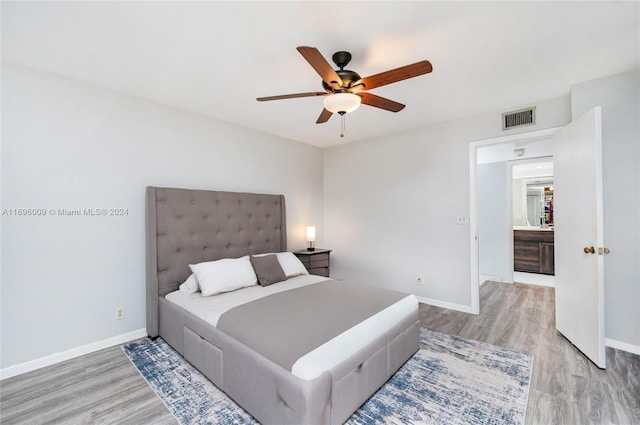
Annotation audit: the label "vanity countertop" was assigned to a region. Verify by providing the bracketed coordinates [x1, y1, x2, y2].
[513, 226, 554, 232]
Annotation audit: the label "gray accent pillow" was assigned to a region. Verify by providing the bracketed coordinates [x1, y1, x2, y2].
[250, 254, 288, 287]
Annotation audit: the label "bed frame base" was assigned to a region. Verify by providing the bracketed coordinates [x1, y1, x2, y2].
[158, 297, 419, 425]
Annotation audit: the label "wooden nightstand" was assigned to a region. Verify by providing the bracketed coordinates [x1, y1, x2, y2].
[293, 249, 331, 277]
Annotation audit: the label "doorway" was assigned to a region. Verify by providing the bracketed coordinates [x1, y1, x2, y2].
[468, 127, 559, 314]
[511, 159, 555, 287]
[470, 109, 606, 367]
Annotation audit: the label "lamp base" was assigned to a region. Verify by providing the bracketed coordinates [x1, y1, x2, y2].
[307, 247, 315, 252]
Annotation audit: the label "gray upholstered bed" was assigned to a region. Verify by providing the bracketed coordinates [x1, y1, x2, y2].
[146, 186, 419, 424]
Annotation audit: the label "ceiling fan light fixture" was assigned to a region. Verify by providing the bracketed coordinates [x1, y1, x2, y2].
[323, 93, 361, 114]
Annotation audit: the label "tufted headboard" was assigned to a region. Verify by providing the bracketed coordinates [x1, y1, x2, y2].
[146, 187, 287, 336]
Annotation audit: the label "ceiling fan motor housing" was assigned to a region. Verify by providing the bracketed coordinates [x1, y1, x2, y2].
[322, 69, 363, 93]
[319, 51, 364, 93]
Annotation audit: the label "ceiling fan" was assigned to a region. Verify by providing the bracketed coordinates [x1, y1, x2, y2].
[257, 46, 433, 126]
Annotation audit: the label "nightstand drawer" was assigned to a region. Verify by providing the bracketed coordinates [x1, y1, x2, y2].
[302, 252, 329, 262]
[309, 267, 330, 277]
[293, 249, 332, 278]
[309, 259, 329, 268]
[312, 252, 329, 260]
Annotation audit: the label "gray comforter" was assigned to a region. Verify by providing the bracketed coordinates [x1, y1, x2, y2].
[216, 279, 408, 371]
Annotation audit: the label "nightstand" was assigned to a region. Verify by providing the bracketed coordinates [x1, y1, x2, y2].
[293, 249, 331, 277]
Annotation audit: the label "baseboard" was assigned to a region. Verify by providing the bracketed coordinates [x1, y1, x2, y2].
[415, 296, 473, 314]
[605, 337, 640, 355]
[0, 328, 147, 380]
[480, 274, 503, 285]
[513, 271, 555, 288]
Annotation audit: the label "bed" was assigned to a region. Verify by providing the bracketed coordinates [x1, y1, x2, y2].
[146, 186, 420, 424]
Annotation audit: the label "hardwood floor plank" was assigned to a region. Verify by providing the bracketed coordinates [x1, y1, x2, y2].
[533, 343, 573, 399]
[2, 362, 134, 423]
[571, 374, 621, 424]
[90, 388, 175, 425]
[526, 389, 577, 425]
[606, 347, 640, 423]
[0, 346, 176, 425]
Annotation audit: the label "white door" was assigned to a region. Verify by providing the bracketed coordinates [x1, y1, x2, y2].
[553, 107, 606, 368]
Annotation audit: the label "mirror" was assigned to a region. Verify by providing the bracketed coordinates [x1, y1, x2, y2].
[512, 161, 554, 228]
[526, 181, 553, 226]
[527, 187, 543, 226]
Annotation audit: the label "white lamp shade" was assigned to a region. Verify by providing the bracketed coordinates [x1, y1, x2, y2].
[323, 93, 361, 114]
[306, 226, 316, 242]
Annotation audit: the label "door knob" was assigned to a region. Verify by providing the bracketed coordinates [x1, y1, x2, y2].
[583, 246, 595, 254]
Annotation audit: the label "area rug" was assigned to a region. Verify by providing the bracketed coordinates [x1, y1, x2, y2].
[122, 328, 533, 425]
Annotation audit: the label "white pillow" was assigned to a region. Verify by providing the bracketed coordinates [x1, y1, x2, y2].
[189, 256, 258, 297]
[178, 274, 199, 294]
[254, 252, 309, 278]
[276, 252, 309, 277]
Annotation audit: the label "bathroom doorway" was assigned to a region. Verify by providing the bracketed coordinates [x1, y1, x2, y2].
[511, 159, 555, 287]
[469, 127, 559, 313]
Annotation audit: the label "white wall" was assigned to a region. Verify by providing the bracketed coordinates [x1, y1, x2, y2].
[323, 95, 570, 311]
[1, 64, 324, 369]
[477, 162, 510, 282]
[570, 69, 640, 347]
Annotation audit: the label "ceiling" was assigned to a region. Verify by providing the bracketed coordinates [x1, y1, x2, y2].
[513, 161, 554, 180]
[477, 136, 553, 164]
[2, 1, 638, 148]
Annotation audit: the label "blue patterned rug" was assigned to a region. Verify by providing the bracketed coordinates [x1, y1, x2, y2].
[122, 328, 532, 425]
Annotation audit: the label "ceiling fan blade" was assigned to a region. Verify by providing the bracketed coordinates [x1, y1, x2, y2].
[297, 46, 343, 89]
[358, 60, 432, 91]
[358, 92, 405, 112]
[257, 92, 327, 102]
[316, 108, 333, 124]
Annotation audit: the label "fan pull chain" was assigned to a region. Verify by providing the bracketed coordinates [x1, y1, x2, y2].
[340, 114, 345, 138]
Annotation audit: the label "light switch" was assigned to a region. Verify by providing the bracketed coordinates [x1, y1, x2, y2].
[456, 214, 468, 225]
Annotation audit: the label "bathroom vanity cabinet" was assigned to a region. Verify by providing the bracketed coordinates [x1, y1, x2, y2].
[514, 229, 555, 275]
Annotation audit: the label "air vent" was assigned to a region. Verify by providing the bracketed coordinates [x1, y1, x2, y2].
[502, 107, 536, 130]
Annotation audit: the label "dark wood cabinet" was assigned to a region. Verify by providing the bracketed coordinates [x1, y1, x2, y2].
[539, 241, 555, 274]
[293, 249, 331, 277]
[514, 230, 555, 275]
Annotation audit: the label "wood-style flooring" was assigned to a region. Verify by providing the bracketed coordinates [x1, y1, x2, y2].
[1, 281, 639, 424]
[421, 282, 640, 425]
[0, 344, 175, 425]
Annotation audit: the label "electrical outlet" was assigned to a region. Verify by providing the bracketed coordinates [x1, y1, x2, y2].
[116, 307, 125, 320]
[456, 214, 468, 225]
[416, 277, 423, 285]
